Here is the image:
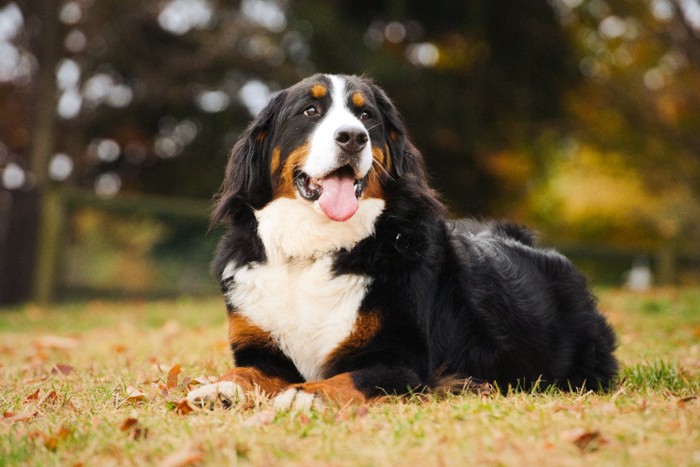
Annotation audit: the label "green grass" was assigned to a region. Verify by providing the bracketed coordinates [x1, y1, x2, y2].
[1, 289, 699, 466]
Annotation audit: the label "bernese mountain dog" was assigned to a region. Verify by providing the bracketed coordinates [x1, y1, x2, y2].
[187, 74, 618, 411]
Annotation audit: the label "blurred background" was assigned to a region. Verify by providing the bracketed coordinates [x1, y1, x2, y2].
[1, 0, 699, 305]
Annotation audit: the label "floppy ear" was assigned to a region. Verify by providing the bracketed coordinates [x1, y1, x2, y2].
[211, 91, 287, 226]
[371, 83, 428, 184]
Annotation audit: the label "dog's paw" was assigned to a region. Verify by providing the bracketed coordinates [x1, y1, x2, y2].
[186, 381, 245, 409]
[273, 387, 325, 412]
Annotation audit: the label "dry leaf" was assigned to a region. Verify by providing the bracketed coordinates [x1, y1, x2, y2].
[159, 441, 204, 467]
[51, 364, 76, 376]
[167, 364, 182, 389]
[24, 388, 40, 403]
[43, 426, 71, 451]
[120, 417, 148, 440]
[175, 399, 195, 416]
[41, 390, 60, 408]
[125, 386, 146, 403]
[2, 410, 37, 423]
[563, 428, 608, 452]
[678, 395, 698, 408]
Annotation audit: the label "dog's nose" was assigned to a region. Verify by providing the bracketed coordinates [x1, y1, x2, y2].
[335, 126, 368, 153]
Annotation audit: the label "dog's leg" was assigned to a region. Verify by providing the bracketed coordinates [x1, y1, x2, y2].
[273, 365, 423, 411]
[187, 367, 290, 409]
[273, 373, 366, 411]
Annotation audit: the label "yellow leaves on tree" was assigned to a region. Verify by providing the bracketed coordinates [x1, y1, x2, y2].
[527, 145, 700, 249]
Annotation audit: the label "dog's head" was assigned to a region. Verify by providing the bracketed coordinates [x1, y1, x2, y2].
[212, 74, 426, 226]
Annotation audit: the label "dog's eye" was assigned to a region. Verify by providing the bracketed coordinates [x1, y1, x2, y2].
[359, 110, 372, 121]
[304, 105, 320, 117]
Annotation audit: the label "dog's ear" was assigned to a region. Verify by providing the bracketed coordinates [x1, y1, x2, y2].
[211, 91, 287, 226]
[371, 83, 428, 184]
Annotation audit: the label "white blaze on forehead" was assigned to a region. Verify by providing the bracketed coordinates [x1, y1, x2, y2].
[303, 75, 373, 179]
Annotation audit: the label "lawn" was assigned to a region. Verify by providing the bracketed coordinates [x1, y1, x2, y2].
[1, 288, 698, 466]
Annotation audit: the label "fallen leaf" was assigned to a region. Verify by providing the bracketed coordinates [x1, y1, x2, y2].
[678, 395, 698, 408]
[24, 388, 40, 403]
[159, 441, 204, 467]
[167, 364, 182, 389]
[125, 386, 146, 403]
[33, 335, 79, 351]
[51, 364, 76, 376]
[2, 410, 37, 423]
[120, 417, 139, 431]
[562, 428, 608, 452]
[43, 426, 71, 451]
[41, 390, 60, 408]
[175, 399, 195, 416]
[112, 344, 128, 354]
[120, 417, 148, 440]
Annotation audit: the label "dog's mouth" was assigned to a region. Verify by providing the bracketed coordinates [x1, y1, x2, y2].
[294, 166, 366, 222]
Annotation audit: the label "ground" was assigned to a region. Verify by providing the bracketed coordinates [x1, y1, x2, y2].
[0, 288, 698, 466]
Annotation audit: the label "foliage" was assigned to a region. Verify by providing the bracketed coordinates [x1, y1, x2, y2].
[0, 288, 699, 465]
[524, 0, 700, 251]
[1, 0, 699, 304]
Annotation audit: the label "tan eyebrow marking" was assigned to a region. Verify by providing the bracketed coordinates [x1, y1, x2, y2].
[351, 91, 365, 107]
[310, 84, 327, 99]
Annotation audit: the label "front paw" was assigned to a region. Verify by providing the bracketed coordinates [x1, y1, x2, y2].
[273, 387, 325, 412]
[186, 381, 245, 409]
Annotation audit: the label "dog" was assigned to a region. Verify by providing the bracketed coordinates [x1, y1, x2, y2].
[187, 74, 618, 411]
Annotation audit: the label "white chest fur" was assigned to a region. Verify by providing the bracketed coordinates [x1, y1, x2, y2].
[222, 196, 383, 381]
[224, 257, 370, 381]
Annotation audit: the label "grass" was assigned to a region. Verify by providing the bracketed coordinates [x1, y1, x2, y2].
[1, 288, 699, 466]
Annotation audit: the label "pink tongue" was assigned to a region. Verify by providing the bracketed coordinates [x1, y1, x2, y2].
[317, 172, 358, 221]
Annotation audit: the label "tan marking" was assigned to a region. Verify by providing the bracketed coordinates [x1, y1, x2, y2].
[270, 147, 282, 175]
[363, 147, 388, 199]
[255, 130, 268, 144]
[228, 313, 276, 351]
[310, 84, 327, 99]
[351, 92, 365, 108]
[219, 367, 290, 396]
[324, 311, 382, 368]
[290, 373, 367, 406]
[274, 143, 310, 199]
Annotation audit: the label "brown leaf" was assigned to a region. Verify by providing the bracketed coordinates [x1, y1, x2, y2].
[120, 417, 148, 440]
[41, 390, 60, 408]
[175, 399, 195, 416]
[167, 364, 182, 389]
[159, 441, 204, 467]
[24, 388, 40, 403]
[120, 417, 139, 431]
[43, 426, 71, 451]
[677, 395, 698, 408]
[563, 428, 608, 452]
[3, 410, 37, 423]
[125, 386, 146, 403]
[51, 364, 76, 376]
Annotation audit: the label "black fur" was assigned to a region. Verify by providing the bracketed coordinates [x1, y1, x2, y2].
[213, 74, 618, 395]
